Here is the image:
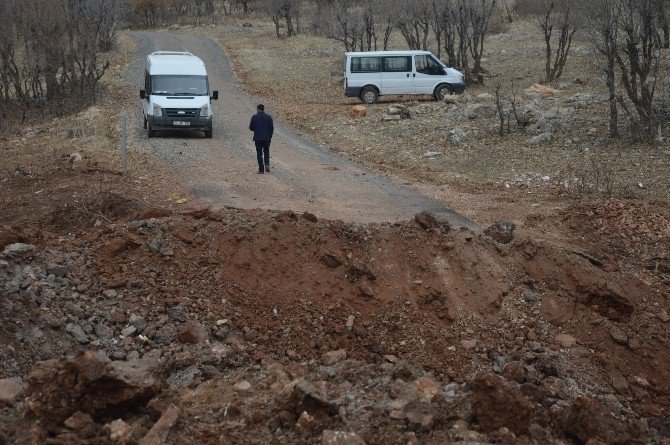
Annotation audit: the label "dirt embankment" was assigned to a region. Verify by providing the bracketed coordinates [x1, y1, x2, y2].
[1, 197, 669, 444]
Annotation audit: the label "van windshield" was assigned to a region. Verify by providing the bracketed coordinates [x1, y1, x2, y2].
[150, 75, 208, 96]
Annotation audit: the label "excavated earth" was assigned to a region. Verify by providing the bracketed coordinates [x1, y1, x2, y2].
[0, 200, 669, 444]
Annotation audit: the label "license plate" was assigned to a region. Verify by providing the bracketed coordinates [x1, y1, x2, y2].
[173, 121, 190, 126]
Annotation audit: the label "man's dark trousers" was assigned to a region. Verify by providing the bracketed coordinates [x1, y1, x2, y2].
[255, 140, 270, 172]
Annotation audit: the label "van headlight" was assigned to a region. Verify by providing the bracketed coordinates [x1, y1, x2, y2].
[200, 104, 210, 117]
[152, 103, 162, 116]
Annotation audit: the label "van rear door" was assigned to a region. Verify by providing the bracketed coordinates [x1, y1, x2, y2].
[381, 56, 414, 95]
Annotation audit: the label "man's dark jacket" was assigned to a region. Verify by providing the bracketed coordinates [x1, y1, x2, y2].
[249, 111, 274, 141]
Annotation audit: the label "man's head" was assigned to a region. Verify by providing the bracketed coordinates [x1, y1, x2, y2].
[257, 104, 265, 112]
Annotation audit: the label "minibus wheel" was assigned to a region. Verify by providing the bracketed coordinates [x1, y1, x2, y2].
[360, 87, 379, 104]
[205, 127, 213, 138]
[147, 126, 155, 138]
[435, 84, 454, 101]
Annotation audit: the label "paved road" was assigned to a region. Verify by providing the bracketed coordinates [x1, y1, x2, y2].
[127, 31, 476, 228]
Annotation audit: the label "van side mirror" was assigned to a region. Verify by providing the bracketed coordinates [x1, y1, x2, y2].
[211, 90, 219, 100]
[140, 89, 146, 99]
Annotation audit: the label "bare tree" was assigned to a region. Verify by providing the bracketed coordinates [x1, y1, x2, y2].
[263, 0, 302, 37]
[465, 0, 496, 84]
[589, 0, 620, 137]
[392, 0, 431, 50]
[539, 0, 578, 82]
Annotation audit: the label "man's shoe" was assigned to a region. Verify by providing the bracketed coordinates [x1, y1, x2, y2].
[265, 164, 270, 173]
[257, 170, 264, 174]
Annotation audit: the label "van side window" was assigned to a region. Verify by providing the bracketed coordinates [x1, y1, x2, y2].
[383, 56, 411, 72]
[351, 57, 380, 73]
[415, 55, 444, 75]
[144, 70, 150, 93]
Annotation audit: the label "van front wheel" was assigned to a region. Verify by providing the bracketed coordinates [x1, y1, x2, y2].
[360, 87, 379, 104]
[147, 126, 155, 138]
[204, 127, 213, 138]
[435, 84, 453, 101]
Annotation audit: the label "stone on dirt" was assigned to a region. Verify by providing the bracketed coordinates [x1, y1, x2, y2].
[471, 373, 533, 435]
[349, 105, 367, 118]
[322, 349, 347, 366]
[2, 243, 36, 258]
[404, 401, 437, 430]
[26, 351, 159, 422]
[387, 104, 410, 119]
[414, 212, 439, 230]
[484, 221, 516, 244]
[611, 374, 630, 395]
[66, 323, 89, 344]
[322, 430, 366, 445]
[527, 132, 552, 144]
[610, 326, 628, 344]
[562, 397, 631, 444]
[175, 320, 209, 344]
[554, 333, 576, 348]
[0, 378, 24, 407]
[138, 404, 180, 445]
[107, 419, 134, 442]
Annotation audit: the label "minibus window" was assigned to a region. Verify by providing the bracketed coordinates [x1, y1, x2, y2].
[150, 75, 209, 96]
[415, 55, 444, 75]
[351, 57, 380, 73]
[383, 57, 411, 72]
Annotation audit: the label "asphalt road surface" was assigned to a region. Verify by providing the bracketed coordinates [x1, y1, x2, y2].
[127, 31, 476, 228]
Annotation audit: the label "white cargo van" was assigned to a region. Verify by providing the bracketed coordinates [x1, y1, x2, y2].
[344, 50, 466, 104]
[140, 51, 218, 138]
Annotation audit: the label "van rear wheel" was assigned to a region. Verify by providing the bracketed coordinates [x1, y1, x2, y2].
[435, 84, 453, 101]
[360, 87, 379, 104]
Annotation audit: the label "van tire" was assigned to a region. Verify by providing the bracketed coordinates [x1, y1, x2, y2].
[434, 84, 454, 101]
[204, 127, 213, 138]
[147, 126, 155, 138]
[360, 87, 379, 104]
[143, 116, 147, 129]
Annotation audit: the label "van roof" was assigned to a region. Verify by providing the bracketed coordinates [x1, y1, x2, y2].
[345, 50, 433, 57]
[146, 51, 207, 76]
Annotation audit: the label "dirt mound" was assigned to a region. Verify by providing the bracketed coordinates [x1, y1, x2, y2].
[0, 208, 668, 444]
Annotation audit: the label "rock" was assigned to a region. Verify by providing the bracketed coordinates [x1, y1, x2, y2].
[465, 103, 497, 119]
[2, 243, 36, 258]
[404, 401, 436, 430]
[129, 314, 148, 333]
[449, 128, 469, 144]
[95, 323, 114, 340]
[175, 320, 208, 344]
[296, 410, 317, 433]
[529, 83, 557, 95]
[501, 361, 526, 384]
[522, 289, 541, 303]
[107, 419, 134, 442]
[69, 152, 83, 163]
[562, 397, 631, 444]
[632, 376, 651, 388]
[527, 132, 552, 144]
[322, 349, 347, 366]
[322, 430, 366, 445]
[302, 212, 319, 222]
[612, 374, 630, 395]
[154, 324, 177, 345]
[321, 253, 343, 269]
[138, 405, 179, 445]
[415, 212, 439, 230]
[471, 372, 533, 435]
[349, 105, 367, 118]
[610, 326, 628, 344]
[234, 380, 252, 391]
[166, 367, 201, 389]
[121, 325, 137, 337]
[381, 113, 402, 122]
[461, 339, 477, 349]
[346, 315, 355, 332]
[484, 221, 516, 244]
[66, 323, 89, 344]
[0, 378, 24, 407]
[443, 95, 460, 104]
[46, 265, 67, 278]
[26, 351, 159, 422]
[415, 376, 440, 400]
[555, 333, 576, 348]
[64, 411, 94, 430]
[424, 151, 441, 158]
[103, 289, 118, 298]
[540, 295, 575, 326]
[282, 379, 338, 416]
[387, 104, 410, 119]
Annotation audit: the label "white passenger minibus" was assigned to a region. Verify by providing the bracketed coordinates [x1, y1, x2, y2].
[140, 51, 218, 138]
[344, 50, 466, 104]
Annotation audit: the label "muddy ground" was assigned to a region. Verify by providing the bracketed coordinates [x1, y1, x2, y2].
[0, 16, 669, 445]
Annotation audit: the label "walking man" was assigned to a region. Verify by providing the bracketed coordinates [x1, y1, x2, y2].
[249, 104, 274, 174]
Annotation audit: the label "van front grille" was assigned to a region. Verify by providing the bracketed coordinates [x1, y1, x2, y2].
[164, 108, 199, 118]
